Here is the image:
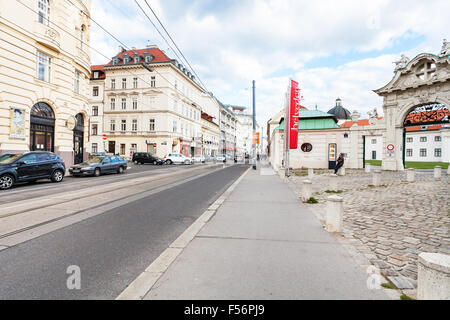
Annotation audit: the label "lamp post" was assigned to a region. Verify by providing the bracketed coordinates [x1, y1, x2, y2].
[252, 80, 256, 170]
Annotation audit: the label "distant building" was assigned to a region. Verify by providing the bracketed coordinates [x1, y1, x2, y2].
[217, 102, 237, 156]
[227, 105, 260, 156]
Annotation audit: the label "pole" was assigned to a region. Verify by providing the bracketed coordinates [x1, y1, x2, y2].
[252, 80, 256, 170]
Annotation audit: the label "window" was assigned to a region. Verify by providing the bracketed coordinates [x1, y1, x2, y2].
[420, 148, 427, 157]
[173, 100, 178, 112]
[149, 119, 155, 131]
[74, 70, 80, 93]
[181, 104, 184, 115]
[92, 143, 98, 153]
[38, 0, 50, 25]
[131, 144, 137, 151]
[110, 98, 115, 110]
[120, 144, 126, 155]
[121, 119, 126, 131]
[132, 98, 137, 110]
[406, 137, 413, 143]
[434, 148, 442, 157]
[111, 79, 115, 89]
[80, 25, 85, 50]
[133, 77, 138, 88]
[435, 136, 441, 142]
[121, 98, 126, 110]
[93, 86, 99, 96]
[372, 150, 376, 160]
[36, 51, 51, 82]
[122, 78, 127, 89]
[406, 149, 413, 157]
[173, 120, 177, 132]
[420, 137, 427, 142]
[92, 106, 98, 116]
[110, 120, 115, 131]
[93, 71, 99, 79]
[371, 139, 377, 144]
[134, 55, 140, 64]
[91, 124, 98, 135]
[151, 76, 156, 87]
[132, 119, 137, 131]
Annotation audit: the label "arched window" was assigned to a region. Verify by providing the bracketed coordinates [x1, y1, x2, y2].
[31, 102, 55, 120]
[38, 0, 50, 26]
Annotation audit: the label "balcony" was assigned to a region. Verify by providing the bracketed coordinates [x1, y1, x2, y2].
[33, 21, 60, 52]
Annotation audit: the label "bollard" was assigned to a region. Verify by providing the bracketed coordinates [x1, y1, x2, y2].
[338, 166, 346, 176]
[308, 168, 314, 179]
[326, 195, 343, 232]
[406, 168, 415, 182]
[329, 175, 338, 191]
[434, 166, 441, 180]
[417, 252, 450, 300]
[301, 180, 312, 202]
[447, 165, 450, 175]
[365, 164, 371, 173]
[372, 170, 381, 186]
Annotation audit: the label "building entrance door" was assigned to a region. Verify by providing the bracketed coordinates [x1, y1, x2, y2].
[30, 102, 55, 152]
[108, 141, 116, 154]
[73, 113, 84, 164]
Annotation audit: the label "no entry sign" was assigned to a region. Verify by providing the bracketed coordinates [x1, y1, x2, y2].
[387, 144, 394, 151]
[102, 134, 107, 141]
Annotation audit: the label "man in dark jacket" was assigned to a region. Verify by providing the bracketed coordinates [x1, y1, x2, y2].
[334, 153, 344, 175]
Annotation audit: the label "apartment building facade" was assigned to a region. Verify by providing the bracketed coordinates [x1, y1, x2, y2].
[0, 0, 92, 166]
[218, 102, 237, 156]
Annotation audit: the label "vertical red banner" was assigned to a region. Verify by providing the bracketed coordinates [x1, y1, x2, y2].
[289, 80, 300, 149]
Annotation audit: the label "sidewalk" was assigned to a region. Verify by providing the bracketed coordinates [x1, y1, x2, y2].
[144, 163, 388, 300]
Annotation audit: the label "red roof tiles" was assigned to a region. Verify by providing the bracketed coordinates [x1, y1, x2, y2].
[104, 48, 172, 67]
[340, 117, 383, 128]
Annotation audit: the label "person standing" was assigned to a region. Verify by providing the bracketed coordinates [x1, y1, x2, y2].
[334, 153, 344, 175]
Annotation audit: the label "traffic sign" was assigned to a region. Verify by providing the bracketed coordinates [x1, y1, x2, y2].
[102, 134, 107, 141]
[387, 144, 394, 151]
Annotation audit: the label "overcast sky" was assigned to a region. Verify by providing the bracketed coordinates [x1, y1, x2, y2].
[90, 0, 450, 127]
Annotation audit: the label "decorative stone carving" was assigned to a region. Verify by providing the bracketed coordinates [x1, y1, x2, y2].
[417, 91, 430, 104]
[393, 54, 410, 72]
[440, 39, 450, 56]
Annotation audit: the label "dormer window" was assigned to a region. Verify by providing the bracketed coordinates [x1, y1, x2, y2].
[145, 55, 153, 63]
[112, 57, 119, 65]
[134, 54, 140, 63]
[416, 61, 436, 80]
[93, 71, 99, 78]
[123, 54, 130, 64]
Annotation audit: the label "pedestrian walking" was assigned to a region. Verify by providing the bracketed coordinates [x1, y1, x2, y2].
[334, 153, 344, 175]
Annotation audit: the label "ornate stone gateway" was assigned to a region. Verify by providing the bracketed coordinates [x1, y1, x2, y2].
[374, 40, 450, 170]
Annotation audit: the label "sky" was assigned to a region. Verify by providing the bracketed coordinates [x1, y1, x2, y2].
[89, 0, 450, 128]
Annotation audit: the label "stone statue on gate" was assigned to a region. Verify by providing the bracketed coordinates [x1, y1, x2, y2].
[440, 39, 450, 56]
[368, 107, 379, 125]
[393, 54, 410, 72]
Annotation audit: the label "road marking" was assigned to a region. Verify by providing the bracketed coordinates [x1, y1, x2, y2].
[116, 165, 252, 300]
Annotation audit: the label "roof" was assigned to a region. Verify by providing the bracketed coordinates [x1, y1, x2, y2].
[340, 118, 384, 128]
[275, 116, 340, 130]
[405, 124, 443, 132]
[299, 109, 337, 120]
[90, 65, 106, 79]
[104, 47, 172, 67]
[327, 105, 351, 120]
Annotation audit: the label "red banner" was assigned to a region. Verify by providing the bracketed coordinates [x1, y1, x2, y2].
[289, 80, 300, 149]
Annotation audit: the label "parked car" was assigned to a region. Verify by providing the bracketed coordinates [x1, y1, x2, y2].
[69, 155, 127, 177]
[206, 155, 216, 162]
[0, 152, 65, 190]
[164, 153, 193, 165]
[216, 154, 226, 162]
[192, 155, 206, 163]
[132, 152, 164, 165]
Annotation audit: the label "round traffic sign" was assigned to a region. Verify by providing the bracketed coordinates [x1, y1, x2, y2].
[387, 144, 394, 151]
[102, 134, 107, 141]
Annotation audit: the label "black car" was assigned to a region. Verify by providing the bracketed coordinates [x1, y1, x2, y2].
[0, 152, 65, 190]
[69, 155, 127, 177]
[132, 152, 164, 165]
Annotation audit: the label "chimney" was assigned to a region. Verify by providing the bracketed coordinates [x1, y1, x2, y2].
[118, 45, 125, 53]
[131, 46, 136, 50]
[146, 44, 157, 49]
[351, 110, 360, 124]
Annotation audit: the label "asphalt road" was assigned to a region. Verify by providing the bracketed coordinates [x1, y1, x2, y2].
[0, 161, 217, 204]
[0, 164, 249, 299]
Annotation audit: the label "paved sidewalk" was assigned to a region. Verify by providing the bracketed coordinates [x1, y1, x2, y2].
[144, 164, 387, 300]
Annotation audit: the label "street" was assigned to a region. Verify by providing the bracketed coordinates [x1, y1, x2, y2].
[0, 163, 249, 299]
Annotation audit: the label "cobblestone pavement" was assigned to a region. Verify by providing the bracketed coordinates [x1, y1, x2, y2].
[287, 168, 450, 299]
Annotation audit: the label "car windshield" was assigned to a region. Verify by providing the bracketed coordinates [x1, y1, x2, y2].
[0, 153, 23, 164]
[84, 156, 104, 164]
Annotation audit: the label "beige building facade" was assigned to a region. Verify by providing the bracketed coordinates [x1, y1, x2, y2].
[0, 0, 92, 166]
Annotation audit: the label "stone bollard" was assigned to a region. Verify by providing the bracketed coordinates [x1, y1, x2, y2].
[326, 195, 343, 232]
[447, 165, 450, 175]
[434, 166, 441, 180]
[417, 252, 450, 300]
[301, 180, 312, 202]
[338, 166, 346, 176]
[372, 170, 381, 186]
[308, 168, 314, 179]
[406, 168, 415, 182]
[365, 164, 371, 173]
[329, 175, 338, 191]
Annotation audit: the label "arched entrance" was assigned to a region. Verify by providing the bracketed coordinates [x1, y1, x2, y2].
[30, 102, 55, 152]
[73, 113, 84, 164]
[402, 103, 449, 166]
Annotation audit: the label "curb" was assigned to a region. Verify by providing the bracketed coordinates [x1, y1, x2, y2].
[116, 166, 252, 300]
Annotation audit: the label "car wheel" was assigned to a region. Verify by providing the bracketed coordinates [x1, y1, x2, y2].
[51, 170, 64, 183]
[184, 160, 190, 165]
[94, 168, 101, 177]
[0, 174, 15, 190]
[118, 166, 124, 174]
[166, 159, 173, 165]
[134, 160, 138, 164]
